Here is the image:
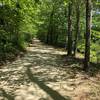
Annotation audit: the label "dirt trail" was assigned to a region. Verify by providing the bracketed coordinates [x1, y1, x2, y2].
[0, 39, 100, 100]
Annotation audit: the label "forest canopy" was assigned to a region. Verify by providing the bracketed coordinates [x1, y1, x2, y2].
[0, 0, 100, 69]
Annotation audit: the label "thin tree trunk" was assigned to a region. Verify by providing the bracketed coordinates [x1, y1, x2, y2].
[46, 9, 54, 44]
[74, 4, 80, 56]
[67, 2, 72, 56]
[84, 0, 92, 71]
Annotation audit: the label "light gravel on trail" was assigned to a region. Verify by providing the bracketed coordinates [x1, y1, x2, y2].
[0, 39, 100, 100]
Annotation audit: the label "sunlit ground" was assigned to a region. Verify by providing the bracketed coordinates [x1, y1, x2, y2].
[0, 39, 100, 100]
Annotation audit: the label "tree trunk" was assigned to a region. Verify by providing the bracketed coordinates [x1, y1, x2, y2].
[46, 9, 54, 44]
[74, 4, 80, 56]
[84, 0, 92, 71]
[67, 2, 72, 56]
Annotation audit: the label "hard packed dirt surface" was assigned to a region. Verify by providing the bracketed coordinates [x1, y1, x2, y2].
[0, 39, 100, 100]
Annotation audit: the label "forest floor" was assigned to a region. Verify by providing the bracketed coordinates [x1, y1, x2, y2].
[0, 39, 100, 100]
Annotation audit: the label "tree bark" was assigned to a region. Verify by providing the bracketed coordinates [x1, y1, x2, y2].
[74, 4, 80, 56]
[67, 2, 72, 56]
[84, 0, 92, 71]
[46, 9, 54, 44]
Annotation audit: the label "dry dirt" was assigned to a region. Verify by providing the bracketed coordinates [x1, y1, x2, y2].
[0, 39, 100, 100]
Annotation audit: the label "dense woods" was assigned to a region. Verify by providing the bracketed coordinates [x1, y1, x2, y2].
[0, 0, 100, 99]
[0, 0, 99, 70]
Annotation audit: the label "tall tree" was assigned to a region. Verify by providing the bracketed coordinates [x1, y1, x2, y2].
[73, 1, 80, 56]
[84, 0, 92, 71]
[67, 1, 73, 56]
[46, 7, 54, 44]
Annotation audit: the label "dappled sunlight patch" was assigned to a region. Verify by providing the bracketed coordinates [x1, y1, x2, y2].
[14, 84, 53, 100]
[27, 41, 66, 56]
[28, 48, 52, 53]
[46, 81, 75, 91]
[28, 47, 66, 55]
[23, 62, 32, 66]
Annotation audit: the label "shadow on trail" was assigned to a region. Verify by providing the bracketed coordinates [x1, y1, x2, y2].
[0, 88, 14, 100]
[88, 62, 100, 76]
[62, 55, 100, 77]
[26, 66, 71, 100]
[63, 55, 100, 76]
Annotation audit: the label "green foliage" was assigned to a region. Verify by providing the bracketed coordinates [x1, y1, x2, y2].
[0, 0, 99, 64]
[36, 0, 100, 63]
[0, 0, 37, 63]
